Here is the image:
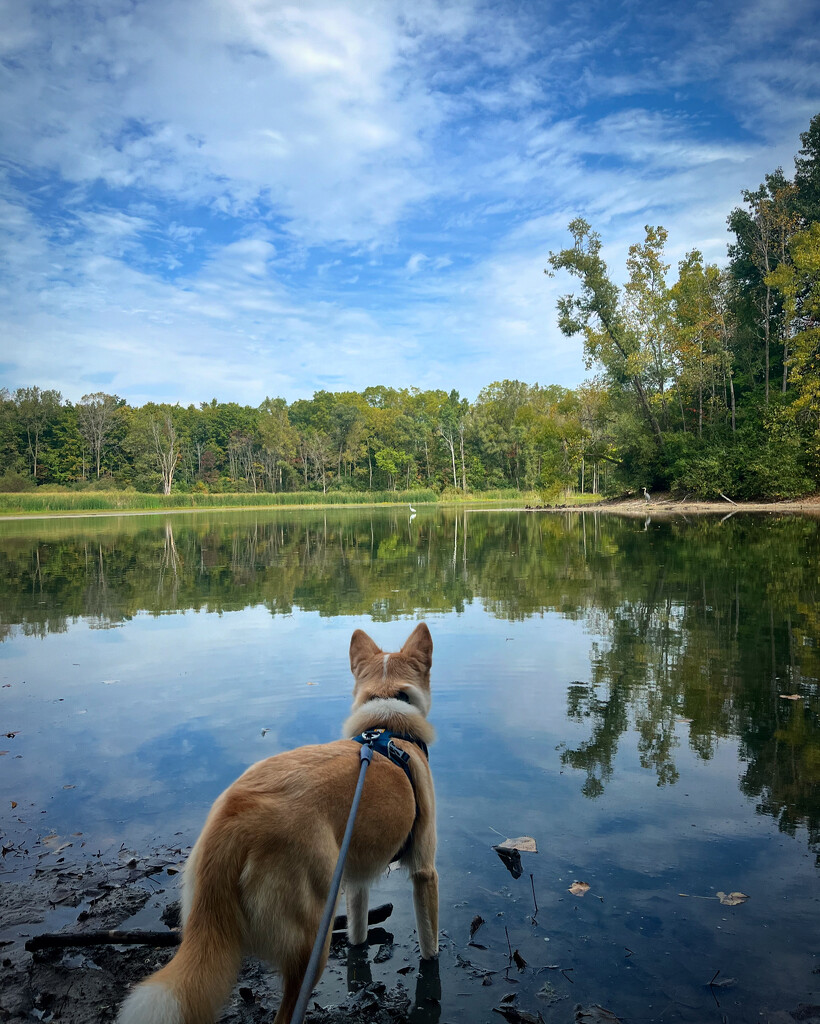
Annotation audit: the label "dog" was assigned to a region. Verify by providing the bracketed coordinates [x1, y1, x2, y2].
[116, 622, 438, 1024]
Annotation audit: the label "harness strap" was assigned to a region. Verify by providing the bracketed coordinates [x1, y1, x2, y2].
[350, 727, 428, 862]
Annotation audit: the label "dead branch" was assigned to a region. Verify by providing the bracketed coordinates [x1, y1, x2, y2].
[719, 492, 738, 505]
[25, 902, 393, 953]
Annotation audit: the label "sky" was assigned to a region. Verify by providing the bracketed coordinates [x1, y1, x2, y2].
[2, 0, 819, 407]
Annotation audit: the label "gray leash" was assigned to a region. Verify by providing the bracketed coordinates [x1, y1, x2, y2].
[290, 736, 375, 1024]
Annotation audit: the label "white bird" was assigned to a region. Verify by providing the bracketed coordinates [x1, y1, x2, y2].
[408, 503, 416, 513]
[643, 487, 651, 503]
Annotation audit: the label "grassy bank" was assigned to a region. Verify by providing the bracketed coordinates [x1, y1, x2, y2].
[0, 487, 537, 516]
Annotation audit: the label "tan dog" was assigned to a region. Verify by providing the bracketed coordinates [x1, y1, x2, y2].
[117, 623, 438, 1024]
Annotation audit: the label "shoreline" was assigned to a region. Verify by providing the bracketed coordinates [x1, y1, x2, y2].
[1, 494, 819, 521]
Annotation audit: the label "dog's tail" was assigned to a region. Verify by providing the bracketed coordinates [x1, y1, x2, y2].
[117, 825, 244, 1024]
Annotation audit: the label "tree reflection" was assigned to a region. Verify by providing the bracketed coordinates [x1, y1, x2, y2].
[0, 509, 818, 855]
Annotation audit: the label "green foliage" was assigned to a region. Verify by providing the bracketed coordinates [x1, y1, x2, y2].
[0, 488, 440, 514]
[0, 470, 36, 493]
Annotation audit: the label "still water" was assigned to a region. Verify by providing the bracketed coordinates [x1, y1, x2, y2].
[1, 507, 818, 1022]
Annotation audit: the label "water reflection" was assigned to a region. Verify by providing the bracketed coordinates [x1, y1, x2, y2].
[2, 508, 820, 1022]
[1, 509, 818, 861]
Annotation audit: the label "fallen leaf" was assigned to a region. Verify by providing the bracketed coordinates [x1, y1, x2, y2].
[493, 1007, 544, 1024]
[5, 732, 19, 739]
[306, 681, 317, 686]
[779, 694, 801, 700]
[495, 836, 538, 853]
[709, 976, 737, 989]
[575, 1006, 622, 1024]
[512, 949, 527, 971]
[261, 728, 270, 737]
[493, 845, 523, 879]
[470, 914, 485, 938]
[63, 785, 76, 790]
[568, 881, 590, 897]
[716, 891, 749, 906]
[11, 801, 17, 809]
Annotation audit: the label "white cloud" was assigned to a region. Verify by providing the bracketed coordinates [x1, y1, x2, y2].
[1, 0, 819, 403]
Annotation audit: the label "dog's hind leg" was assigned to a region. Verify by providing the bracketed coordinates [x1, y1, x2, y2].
[411, 866, 439, 959]
[272, 895, 338, 1024]
[345, 883, 370, 946]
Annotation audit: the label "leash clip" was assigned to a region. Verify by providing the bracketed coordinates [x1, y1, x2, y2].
[360, 728, 385, 743]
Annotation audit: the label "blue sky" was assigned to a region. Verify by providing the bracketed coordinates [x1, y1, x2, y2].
[2, 0, 819, 406]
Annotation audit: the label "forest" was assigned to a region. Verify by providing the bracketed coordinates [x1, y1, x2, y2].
[2, 114, 819, 501]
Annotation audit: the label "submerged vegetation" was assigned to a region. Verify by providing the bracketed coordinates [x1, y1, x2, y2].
[3, 115, 820, 502]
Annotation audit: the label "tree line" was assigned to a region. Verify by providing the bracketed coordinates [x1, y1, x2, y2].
[2, 114, 819, 499]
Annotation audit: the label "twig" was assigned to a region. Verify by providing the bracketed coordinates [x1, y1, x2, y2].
[25, 903, 394, 953]
[719, 492, 738, 505]
[529, 873, 538, 916]
[505, 926, 512, 963]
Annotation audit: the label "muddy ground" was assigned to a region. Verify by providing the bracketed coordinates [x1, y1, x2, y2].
[3, 833, 819, 1024]
[522, 493, 820, 516]
[0, 834, 445, 1024]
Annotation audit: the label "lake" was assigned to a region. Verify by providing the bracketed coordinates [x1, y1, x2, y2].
[1, 507, 818, 1022]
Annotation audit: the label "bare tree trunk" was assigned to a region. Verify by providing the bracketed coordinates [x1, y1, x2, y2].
[458, 425, 467, 491]
[764, 285, 771, 405]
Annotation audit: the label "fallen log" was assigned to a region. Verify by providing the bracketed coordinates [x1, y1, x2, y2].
[25, 902, 393, 953]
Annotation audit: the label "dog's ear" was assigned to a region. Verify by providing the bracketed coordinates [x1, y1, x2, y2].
[350, 628, 381, 677]
[401, 622, 433, 673]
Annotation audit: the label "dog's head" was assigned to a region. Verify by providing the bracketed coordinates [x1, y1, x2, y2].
[348, 622, 433, 716]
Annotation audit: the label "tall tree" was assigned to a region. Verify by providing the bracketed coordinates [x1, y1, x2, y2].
[149, 412, 181, 495]
[547, 220, 665, 448]
[727, 171, 798, 403]
[794, 112, 820, 226]
[14, 386, 62, 479]
[76, 392, 120, 479]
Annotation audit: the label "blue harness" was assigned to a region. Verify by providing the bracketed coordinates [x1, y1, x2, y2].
[349, 726, 429, 861]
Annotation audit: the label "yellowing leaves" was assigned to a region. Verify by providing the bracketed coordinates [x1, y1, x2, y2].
[716, 891, 749, 906]
[495, 836, 537, 853]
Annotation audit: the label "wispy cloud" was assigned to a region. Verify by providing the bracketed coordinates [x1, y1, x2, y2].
[1, 0, 819, 403]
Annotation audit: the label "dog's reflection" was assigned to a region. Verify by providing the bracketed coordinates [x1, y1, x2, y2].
[344, 930, 441, 1024]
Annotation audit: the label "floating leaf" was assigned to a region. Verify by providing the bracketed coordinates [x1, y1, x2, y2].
[493, 1006, 544, 1023]
[495, 836, 538, 853]
[512, 949, 527, 971]
[261, 728, 270, 737]
[5, 732, 19, 739]
[779, 694, 801, 700]
[575, 1006, 622, 1024]
[568, 881, 590, 897]
[493, 845, 522, 879]
[470, 914, 485, 938]
[716, 891, 748, 906]
[63, 785, 76, 790]
[11, 801, 17, 809]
